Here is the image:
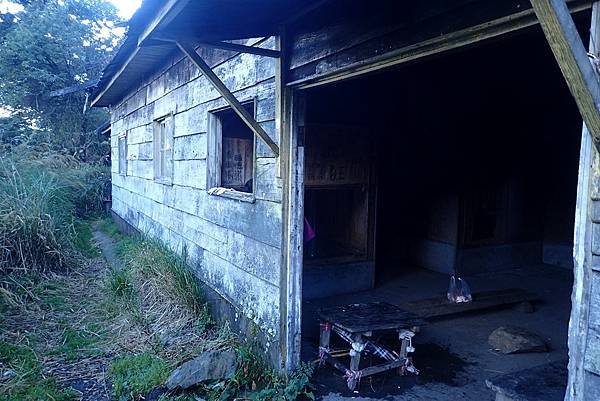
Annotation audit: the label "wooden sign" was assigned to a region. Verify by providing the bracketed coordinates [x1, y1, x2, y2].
[305, 125, 371, 187]
[221, 137, 253, 190]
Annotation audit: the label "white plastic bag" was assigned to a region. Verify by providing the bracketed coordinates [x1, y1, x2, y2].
[447, 275, 473, 304]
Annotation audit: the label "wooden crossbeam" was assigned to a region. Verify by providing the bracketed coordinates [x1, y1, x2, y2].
[170, 39, 280, 156]
[531, 0, 600, 141]
[196, 41, 280, 58]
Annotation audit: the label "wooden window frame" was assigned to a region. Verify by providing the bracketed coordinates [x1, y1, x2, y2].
[118, 132, 127, 176]
[153, 113, 174, 185]
[207, 100, 257, 203]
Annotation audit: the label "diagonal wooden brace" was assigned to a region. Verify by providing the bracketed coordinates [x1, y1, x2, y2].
[175, 40, 280, 157]
[530, 0, 600, 143]
[195, 41, 281, 58]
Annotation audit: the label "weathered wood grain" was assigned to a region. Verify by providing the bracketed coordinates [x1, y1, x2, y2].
[287, 0, 590, 87]
[173, 159, 206, 189]
[127, 142, 153, 161]
[196, 40, 281, 58]
[108, 34, 283, 372]
[584, 325, 600, 374]
[568, 5, 600, 399]
[176, 40, 280, 157]
[318, 302, 425, 333]
[400, 288, 538, 319]
[112, 180, 282, 248]
[173, 134, 207, 160]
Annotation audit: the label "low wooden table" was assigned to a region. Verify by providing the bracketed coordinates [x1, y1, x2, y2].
[317, 302, 426, 390]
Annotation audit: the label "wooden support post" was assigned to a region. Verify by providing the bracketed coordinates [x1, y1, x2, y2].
[399, 338, 409, 359]
[319, 322, 331, 351]
[530, 0, 600, 142]
[174, 40, 280, 157]
[348, 334, 364, 390]
[566, 3, 600, 400]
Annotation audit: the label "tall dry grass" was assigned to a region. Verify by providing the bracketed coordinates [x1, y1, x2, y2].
[0, 151, 110, 272]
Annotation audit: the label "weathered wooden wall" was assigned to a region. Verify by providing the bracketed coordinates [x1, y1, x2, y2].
[286, 0, 590, 87]
[582, 145, 600, 400]
[109, 36, 283, 363]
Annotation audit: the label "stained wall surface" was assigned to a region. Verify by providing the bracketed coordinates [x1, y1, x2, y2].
[109, 37, 283, 362]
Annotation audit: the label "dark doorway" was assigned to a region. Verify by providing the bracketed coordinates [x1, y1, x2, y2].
[299, 18, 585, 400]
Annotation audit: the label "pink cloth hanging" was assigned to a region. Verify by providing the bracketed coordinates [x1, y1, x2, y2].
[304, 217, 316, 243]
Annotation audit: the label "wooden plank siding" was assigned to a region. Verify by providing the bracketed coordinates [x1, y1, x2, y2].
[559, 2, 600, 400]
[109, 36, 283, 363]
[286, 0, 591, 87]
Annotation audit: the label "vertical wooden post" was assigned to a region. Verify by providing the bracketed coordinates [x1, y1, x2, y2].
[319, 322, 331, 350]
[279, 25, 306, 373]
[348, 334, 364, 390]
[566, 4, 599, 400]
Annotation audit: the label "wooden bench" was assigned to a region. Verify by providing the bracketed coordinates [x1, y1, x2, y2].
[400, 288, 538, 319]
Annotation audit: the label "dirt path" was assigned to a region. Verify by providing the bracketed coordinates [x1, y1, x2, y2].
[0, 254, 114, 401]
[0, 225, 139, 401]
[1, 223, 220, 401]
[93, 229, 123, 272]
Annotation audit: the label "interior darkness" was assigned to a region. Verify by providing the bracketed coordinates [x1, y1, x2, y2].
[303, 24, 584, 281]
[218, 102, 255, 140]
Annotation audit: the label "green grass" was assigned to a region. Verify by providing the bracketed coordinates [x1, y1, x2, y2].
[0, 341, 76, 401]
[51, 326, 103, 361]
[73, 220, 99, 258]
[108, 268, 136, 300]
[33, 279, 69, 312]
[107, 231, 206, 320]
[0, 154, 109, 273]
[110, 352, 171, 401]
[131, 239, 204, 315]
[0, 341, 39, 374]
[97, 216, 122, 240]
[158, 395, 197, 401]
[96, 217, 314, 400]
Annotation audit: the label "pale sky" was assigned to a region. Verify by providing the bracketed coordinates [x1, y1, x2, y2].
[108, 0, 141, 19]
[0, 0, 141, 20]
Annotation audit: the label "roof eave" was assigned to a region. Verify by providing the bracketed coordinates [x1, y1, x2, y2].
[91, 0, 187, 107]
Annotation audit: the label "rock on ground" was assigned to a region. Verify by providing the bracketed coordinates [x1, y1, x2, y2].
[166, 350, 237, 390]
[488, 326, 548, 354]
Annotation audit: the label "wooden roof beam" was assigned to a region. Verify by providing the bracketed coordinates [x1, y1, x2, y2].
[531, 0, 600, 142]
[168, 39, 280, 157]
[144, 36, 280, 58]
[195, 40, 280, 58]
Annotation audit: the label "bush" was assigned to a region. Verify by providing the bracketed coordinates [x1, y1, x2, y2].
[0, 152, 110, 272]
